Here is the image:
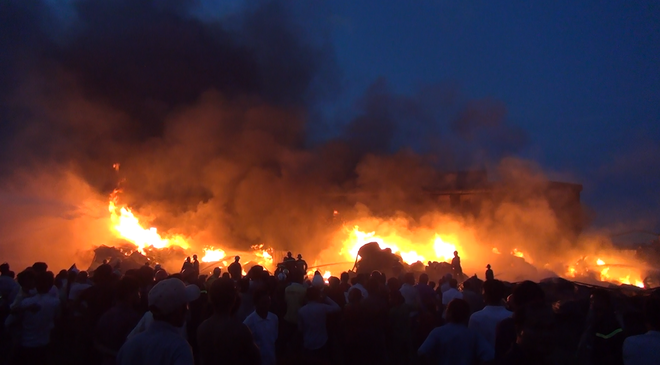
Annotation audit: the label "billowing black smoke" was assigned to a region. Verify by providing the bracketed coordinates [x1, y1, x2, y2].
[1, 0, 541, 271]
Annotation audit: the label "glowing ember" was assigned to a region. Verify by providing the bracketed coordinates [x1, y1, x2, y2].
[492, 247, 502, 254]
[596, 258, 605, 266]
[201, 247, 226, 263]
[108, 196, 189, 254]
[512, 248, 524, 258]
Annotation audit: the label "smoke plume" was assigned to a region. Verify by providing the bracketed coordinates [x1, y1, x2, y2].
[0, 1, 646, 284]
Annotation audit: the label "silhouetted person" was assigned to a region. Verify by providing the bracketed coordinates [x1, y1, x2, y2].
[623, 293, 660, 365]
[192, 254, 200, 276]
[206, 267, 221, 290]
[339, 272, 352, 293]
[298, 286, 340, 360]
[468, 279, 511, 347]
[416, 273, 436, 312]
[494, 280, 545, 360]
[94, 276, 141, 364]
[181, 257, 192, 272]
[451, 251, 463, 278]
[418, 298, 494, 365]
[442, 278, 463, 307]
[117, 278, 200, 365]
[296, 254, 308, 273]
[501, 301, 557, 365]
[579, 289, 625, 365]
[243, 290, 278, 365]
[228, 256, 242, 280]
[197, 278, 260, 365]
[485, 264, 494, 281]
[16, 271, 60, 365]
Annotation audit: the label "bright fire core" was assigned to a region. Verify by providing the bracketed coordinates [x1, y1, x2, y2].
[107, 193, 646, 288]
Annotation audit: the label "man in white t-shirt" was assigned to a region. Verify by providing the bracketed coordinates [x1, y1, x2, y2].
[298, 286, 340, 360]
[442, 279, 463, 306]
[244, 290, 278, 365]
[17, 271, 60, 364]
[468, 279, 511, 347]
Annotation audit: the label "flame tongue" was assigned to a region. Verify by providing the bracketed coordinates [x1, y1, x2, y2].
[108, 194, 189, 254]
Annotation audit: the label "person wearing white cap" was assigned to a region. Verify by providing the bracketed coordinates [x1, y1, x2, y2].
[116, 278, 200, 365]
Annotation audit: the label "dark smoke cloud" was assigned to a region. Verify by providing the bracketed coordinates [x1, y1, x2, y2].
[1, 0, 547, 271]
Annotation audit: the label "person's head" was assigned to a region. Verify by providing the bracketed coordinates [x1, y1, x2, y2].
[429, 281, 436, 290]
[483, 279, 505, 306]
[17, 269, 36, 291]
[290, 268, 304, 284]
[446, 299, 471, 325]
[212, 267, 221, 276]
[234, 256, 240, 263]
[510, 281, 545, 311]
[348, 288, 362, 304]
[306, 286, 321, 303]
[76, 271, 88, 283]
[328, 276, 340, 289]
[297, 254, 302, 260]
[287, 252, 292, 258]
[154, 269, 168, 282]
[403, 272, 415, 286]
[221, 272, 230, 279]
[93, 264, 113, 284]
[209, 278, 237, 314]
[32, 262, 47, 273]
[186, 257, 191, 263]
[514, 302, 556, 356]
[35, 271, 54, 294]
[253, 289, 271, 316]
[366, 278, 380, 295]
[0, 263, 9, 276]
[116, 275, 140, 306]
[418, 273, 428, 285]
[644, 293, 660, 331]
[449, 278, 458, 289]
[387, 277, 401, 292]
[486, 264, 491, 269]
[340, 272, 349, 283]
[453, 251, 458, 257]
[149, 278, 200, 327]
[590, 288, 612, 317]
[193, 254, 198, 261]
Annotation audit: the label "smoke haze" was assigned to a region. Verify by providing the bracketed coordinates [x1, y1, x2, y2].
[0, 1, 649, 283]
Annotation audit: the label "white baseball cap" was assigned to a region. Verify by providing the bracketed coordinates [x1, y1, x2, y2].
[148, 278, 200, 315]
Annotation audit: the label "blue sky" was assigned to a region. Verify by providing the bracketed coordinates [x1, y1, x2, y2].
[287, 1, 660, 230]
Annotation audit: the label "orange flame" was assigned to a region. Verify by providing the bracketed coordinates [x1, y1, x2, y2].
[108, 196, 189, 254]
[201, 247, 226, 263]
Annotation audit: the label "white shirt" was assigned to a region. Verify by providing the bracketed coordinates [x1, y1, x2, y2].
[399, 283, 420, 310]
[418, 323, 494, 365]
[117, 321, 193, 365]
[442, 288, 464, 306]
[298, 298, 340, 350]
[20, 293, 60, 347]
[68, 282, 92, 301]
[468, 305, 512, 347]
[623, 330, 660, 365]
[244, 311, 278, 365]
[349, 283, 368, 299]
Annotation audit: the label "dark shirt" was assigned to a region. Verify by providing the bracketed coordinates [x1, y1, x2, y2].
[197, 314, 260, 365]
[415, 283, 437, 311]
[495, 317, 516, 360]
[95, 303, 141, 357]
[486, 269, 494, 281]
[592, 315, 625, 365]
[451, 257, 462, 274]
[228, 262, 242, 280]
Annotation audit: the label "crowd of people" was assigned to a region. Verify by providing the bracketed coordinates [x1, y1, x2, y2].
[0, 254, 658, 365]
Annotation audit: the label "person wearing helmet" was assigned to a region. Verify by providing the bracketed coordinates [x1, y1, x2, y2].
[228, 256, 242, 281]
[296, 254, 308, 273]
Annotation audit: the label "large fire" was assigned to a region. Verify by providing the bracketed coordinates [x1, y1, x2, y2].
[106, 188, 647, 288]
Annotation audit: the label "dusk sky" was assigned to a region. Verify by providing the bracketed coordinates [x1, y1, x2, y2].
[3, 0, 660, 234]
[267, 0, 660, 231]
